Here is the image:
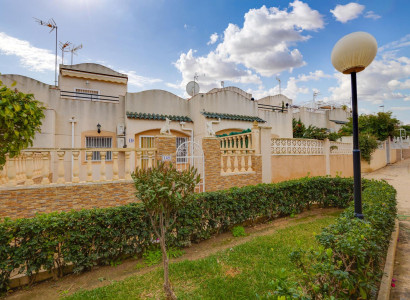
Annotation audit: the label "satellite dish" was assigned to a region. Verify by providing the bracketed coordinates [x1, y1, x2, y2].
[186, 81, 200, 96]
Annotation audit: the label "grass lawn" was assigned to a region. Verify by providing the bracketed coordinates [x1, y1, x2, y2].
[66, 216, 338, 300]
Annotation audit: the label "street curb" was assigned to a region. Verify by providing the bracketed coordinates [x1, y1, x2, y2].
[377, 219, 400, 300]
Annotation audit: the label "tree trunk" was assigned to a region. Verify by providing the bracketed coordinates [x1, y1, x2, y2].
[160, 224, 177, 300]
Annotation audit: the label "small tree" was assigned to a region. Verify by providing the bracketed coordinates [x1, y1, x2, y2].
[132, 162, 200, 299]
[0, 80, 45, 168]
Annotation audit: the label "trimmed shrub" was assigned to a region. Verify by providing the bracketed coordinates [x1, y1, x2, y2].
[289, 179, 397, 299]
[0, 176, 369, 292]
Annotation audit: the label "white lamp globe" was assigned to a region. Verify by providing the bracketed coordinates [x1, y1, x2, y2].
[331, 32, 378, 74]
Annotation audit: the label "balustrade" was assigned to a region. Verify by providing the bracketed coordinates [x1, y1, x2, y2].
[0, 147, 157, 188]
[219, 132, 255, 175]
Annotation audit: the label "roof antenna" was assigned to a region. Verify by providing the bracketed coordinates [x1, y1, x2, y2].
[70, 44, 83, 65]
[276, 77, 281, 94]
[59, 41, 71, 65]
[34, 17, 58, 86]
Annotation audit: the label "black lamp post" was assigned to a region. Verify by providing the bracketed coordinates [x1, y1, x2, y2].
[331, 32, 378, 219]
[97, 123, 101, 134]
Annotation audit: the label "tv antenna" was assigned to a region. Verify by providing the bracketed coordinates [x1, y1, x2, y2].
[312, 90, 320, 108]
[34, 17, 58, 86]
[276, 77, 281, 94]
[186, 81, 200, 97]
[59, 41, 71, 65]
[70, 44, 83, 65]
[221, 81, 224, 88]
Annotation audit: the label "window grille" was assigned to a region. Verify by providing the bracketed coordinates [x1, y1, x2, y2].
[176, 137, 189, 163]
[85, 136, 112, 161]
[75, 88, 99, 100]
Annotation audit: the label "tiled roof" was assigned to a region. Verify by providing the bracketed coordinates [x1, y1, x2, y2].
[201, 111, 266, 123]
[126, 112, 192, 122]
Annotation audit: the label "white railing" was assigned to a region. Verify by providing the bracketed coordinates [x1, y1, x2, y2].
[271, 138, 324, 155]
[0, 147, 157, 188]
[391, 137, 410, 149]
[219, 132, 255, 174]
[329, 141, 352, 155]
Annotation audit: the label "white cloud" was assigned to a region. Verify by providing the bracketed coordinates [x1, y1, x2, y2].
[328, 50, 410, 104]
[364, 11, 381, 20]
[174, 49, 262, 93]
[297, 70, 331, 82]
[119, 70, 162, 87]
[173, 1, 324, 92]
[207, 33, 219, 45]
[330, 3, 365, 23]
[247, 69, 329, 100]
[379, 34, 410, 52]
[0, 32, 58, 71]
[391, 106, 410, 111]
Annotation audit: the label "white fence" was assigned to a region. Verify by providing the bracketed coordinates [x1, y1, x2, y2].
[271, 138, 325, 155]
[0, 147, 157, 187]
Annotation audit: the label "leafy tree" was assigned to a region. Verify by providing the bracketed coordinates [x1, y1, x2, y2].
[292, 118, 306, 138]
[292, 118, 340, 141]
[132, 162, 200, 300]
[359, 134, 378, 163]
[339, 112, 400, 141]
[0, 80, 45, 168]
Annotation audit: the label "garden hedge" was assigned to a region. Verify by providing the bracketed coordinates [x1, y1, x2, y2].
[0, 176, 394, 295]
[289, 179, 397, 299]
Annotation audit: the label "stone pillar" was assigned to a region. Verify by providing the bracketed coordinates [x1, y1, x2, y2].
[324, 139, 331, 176]
[72, 151, 80, 183]
[259, 126, 272, 183]
[202, 137, 221, 191]
[112, 151, 119, 180]
[86, 151, 93, 182]
[251, 121, 261, 154]
[154, 135, 177, 165]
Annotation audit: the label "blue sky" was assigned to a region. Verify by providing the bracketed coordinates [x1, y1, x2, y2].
[0, 0, 409, 124]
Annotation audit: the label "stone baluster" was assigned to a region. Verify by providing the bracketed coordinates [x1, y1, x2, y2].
[100, 151, 106, 181]
[226, 150, 232, 173]
[15, 155, 22, 181]
[72, 150, 80, 183]
[124, 151, 131, 180]
[24, 151, 34, 186]
[247, 150, 253, 172]
[0, 160, 7, 184]
[233, 150, 239, 173]
[41, 152, 50, 184]
[239, 136, 244, 150]
[6, 155, 16, 186]
[57, 151, 65, 183]
[220, 150, 225, 174]
[112, 151, 119, 180]
[240, 150, 246, 172]
[248, 134, 252, 150]
[147, 151, 154, 168]
[86, 151, 93, 182]
[135, 150, 142, 170]
[20, 154, 27, 181]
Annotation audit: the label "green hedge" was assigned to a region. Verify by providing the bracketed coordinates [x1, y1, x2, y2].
[0, 177, 357, 292]
[290, 179, 397, 299]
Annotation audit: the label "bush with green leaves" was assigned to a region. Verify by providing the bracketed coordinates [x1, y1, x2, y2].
[359, 133, 379, 163]
[232, 226, 246, 237]
[0, 80, 45, 167]
[290, 179, 397, 299]
[0, 176, 394, 295]
[292, 119, 340, 141]
[131, 162, 199, 300]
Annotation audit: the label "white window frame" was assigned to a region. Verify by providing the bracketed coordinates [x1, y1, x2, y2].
[85, 136, 112, 161]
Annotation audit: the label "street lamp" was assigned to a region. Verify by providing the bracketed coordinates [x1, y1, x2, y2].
[331, 32, 377, 219]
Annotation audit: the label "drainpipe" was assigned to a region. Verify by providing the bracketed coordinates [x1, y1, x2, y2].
[69, 117, 77, 180]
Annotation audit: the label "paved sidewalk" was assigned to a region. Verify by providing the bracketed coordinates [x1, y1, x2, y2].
[364, 159, 410, 299]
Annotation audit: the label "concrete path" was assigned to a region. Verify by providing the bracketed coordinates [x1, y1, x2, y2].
[364, 159, 410, 299]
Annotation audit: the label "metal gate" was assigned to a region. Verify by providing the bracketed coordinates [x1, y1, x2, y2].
[176, 141, 205, 192]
